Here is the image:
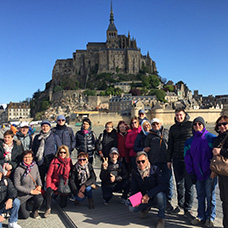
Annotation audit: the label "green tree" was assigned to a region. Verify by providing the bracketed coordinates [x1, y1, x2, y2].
[83, 90, 96, 96]
[149, 89, 166, 101]
[149, 74, 160, 89]
[164, 85, 174, 92]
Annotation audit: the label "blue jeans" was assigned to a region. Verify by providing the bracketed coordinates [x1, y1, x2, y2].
[0, 198, 20, 227]
[76, 186, 93, 202]
[195, 176, 217, 221]
[173, 159, 194, 211]
[154, 162, 173, 201]
[129, 192, 166, 219]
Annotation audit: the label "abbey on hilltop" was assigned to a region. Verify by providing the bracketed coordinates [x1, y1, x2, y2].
[51, 2, 157, 88]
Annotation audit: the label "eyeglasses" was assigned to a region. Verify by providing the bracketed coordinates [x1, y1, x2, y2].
[136, 160, 146, 164]
[59, 151, 67, 154]
[131, 121, 137, 124]
[58, 119, 65, 122]
[78, 158, 87, 161]
[152, 122, 159, 126]
[139, 113, 144, 116]
[193, 122, 202, 126]
[218, 122, 228, 127]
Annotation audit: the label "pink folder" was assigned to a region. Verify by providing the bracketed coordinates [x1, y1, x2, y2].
[129, 192, 143, 207]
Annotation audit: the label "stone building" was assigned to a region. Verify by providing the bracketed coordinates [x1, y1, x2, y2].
[2, 102, 31, 122]
[51, 2, 157, 87]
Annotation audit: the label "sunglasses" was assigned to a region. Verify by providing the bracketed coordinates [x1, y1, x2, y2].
[58, 119, 65, 122]
[59, 151, 66, 154]
[78, 158, 87, 161]
[131, 121, 137, 124]
[193, 122, 202, 126]
[136, 160, 146, 164]
[217, 122, 228, 127]
[152, 123, 159, 126]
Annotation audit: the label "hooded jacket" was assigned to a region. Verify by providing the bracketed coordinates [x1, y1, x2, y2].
[184, 128, 216, 181]
[167, 113, 192, 162]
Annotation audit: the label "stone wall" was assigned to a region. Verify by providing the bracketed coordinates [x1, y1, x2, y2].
[87, 96, 110, 109]
[89, 113, 131, 126]
[150, 108, 222, 124]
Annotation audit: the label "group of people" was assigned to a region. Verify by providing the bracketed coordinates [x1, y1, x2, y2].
[0, 110, 227, 228]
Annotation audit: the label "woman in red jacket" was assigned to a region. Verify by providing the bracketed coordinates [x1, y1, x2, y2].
[117, 121, 130, 174]
[44, 145, 72, 218]
[125, 116, 141, 172]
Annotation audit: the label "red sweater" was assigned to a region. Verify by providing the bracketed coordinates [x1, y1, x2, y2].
[46, 157, 72, 191]
[125, 127, 141, 157]
[117, 132, 129, 162]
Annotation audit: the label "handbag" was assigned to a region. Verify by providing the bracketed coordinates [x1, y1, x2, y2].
[57, 176, 71, 194]
[210, 133, 228, 176]
[210, 155, 228, 176]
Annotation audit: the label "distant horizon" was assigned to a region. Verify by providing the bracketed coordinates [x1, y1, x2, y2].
[1, 0, 227, 103]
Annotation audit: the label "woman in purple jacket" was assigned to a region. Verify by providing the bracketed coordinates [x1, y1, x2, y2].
[184, 117, 217, 227]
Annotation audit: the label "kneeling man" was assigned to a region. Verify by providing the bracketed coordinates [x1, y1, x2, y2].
[129, 151, 167, 228]
[100, 147, 130, 205]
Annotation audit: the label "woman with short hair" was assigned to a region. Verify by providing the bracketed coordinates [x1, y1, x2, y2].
[212, 116, 228, 228]
[14, 150, 43, 219]
[69, 152, 96, 209]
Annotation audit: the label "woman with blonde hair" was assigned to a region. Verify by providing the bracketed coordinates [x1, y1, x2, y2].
[44, 145, 72, 217]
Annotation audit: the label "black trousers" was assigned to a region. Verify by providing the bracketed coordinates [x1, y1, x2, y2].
[46, 187, 68, 209]
[19, 194, 43, 219]
[219, 175, 228, 228]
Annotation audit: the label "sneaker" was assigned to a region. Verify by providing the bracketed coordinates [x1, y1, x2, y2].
[8, 222, 21, 228]
[120, 198, 128, 204]
[170, 206, 181, 214]
[166, 200, 174, 213]
[156, 218, 165, 228]
[44, 208, 51, 218]
[139, 207, 150, 219]
[191, 218, 204, 225]
[205, 219, 214, 227]
[74, 198, 80, 206]
[32, 210, 40, 219]
[103, 200, 109, 206]
[184, 210, 195, 220]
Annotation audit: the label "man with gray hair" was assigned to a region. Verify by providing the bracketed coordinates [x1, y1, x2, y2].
[129, 151, 167, 228]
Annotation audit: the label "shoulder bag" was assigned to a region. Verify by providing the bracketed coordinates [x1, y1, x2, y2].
[57, 176, 71, 195]
[210, 133, 228, 176]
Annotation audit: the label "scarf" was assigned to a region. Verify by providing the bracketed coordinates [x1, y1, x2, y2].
[56, 124, 67, 130]
[81, 125, 91, 135]
[3, 142, 14, 162]
[36, 130, 51, 165]
[137, 162, 151, 180]
[57, 157, 69, 182]
[75, 161, 90, 185]
[22, 160, 36, 178]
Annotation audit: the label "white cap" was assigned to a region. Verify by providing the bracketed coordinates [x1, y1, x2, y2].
[151, 118, 160, 124]
[19, 122, 29, 128]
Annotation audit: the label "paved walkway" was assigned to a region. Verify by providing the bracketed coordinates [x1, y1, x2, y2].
[63, 159, 223, 228]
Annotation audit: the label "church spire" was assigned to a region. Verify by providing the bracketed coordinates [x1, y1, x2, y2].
[110, 0, 114, 24]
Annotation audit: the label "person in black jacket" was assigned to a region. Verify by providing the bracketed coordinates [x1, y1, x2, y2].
[167, 108, 194, 218]
[75, 118, 97, 164]
[0, 130, 23, 180]
[0, 165, 21, 228]
[145, 118, 174, 213]
[52, 115, 76, 155]
[32, 119, 62, 185]
[212, 115, 228, 228]
[129, 151, 167, 228]
[97, 121, 117, 159]
[100, 147, 130, 205]
[69, 152, 96, 209]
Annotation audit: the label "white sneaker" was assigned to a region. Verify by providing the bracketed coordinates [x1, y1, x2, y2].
[8, 222, 21, 228]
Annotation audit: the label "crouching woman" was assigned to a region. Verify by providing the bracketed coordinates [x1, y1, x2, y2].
[14, 150, 43, 219]
[69, 152, 96, 209]
[44, 145, 72, 217]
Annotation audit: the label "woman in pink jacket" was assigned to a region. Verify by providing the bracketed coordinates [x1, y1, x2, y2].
[125, 116, 141, 172]
[44, 145, 72, 217]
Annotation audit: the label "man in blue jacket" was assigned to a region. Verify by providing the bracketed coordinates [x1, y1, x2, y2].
[129, 151, 167, 228]
[52, 115, 75, 155]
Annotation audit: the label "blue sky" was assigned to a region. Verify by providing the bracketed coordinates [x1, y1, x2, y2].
[0, 0, 227, 104]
